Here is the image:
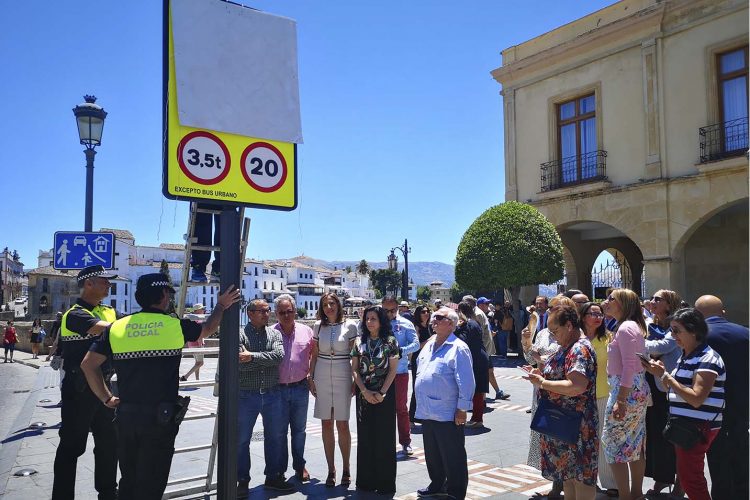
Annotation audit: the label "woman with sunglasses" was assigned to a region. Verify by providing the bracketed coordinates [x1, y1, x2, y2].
[641, 308, 725, 500]
[600, 288, 650, 500]
[642, 289, 684, 496]
[580, 302, 618, 497]
[351, 305, 399, 494]
[409, 305, 434, 425]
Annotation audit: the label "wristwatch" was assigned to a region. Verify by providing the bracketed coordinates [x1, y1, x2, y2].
[379, 390, 387, 396]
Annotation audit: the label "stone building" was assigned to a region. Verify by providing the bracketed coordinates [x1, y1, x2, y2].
[27, 267, 78, 318]
[493, 0, 748, 323]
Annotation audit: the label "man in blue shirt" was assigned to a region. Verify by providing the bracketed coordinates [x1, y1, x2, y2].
[382, 296, 419, 455]
[415, 307, 475, 499]
[695, 295, 749, 500]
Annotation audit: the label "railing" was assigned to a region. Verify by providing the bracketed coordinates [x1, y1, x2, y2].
[540, 150, 607, 192]
[699, 117, 748, 163]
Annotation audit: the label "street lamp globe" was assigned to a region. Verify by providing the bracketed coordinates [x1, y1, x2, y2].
[73, 95, 107, 149]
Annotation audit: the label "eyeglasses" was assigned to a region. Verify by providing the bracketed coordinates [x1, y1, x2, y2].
[277, 310, 295, 316]
[586, 313, 604, 319]
[650, 296, 664, 303]
[384, 307, 397, 314]
[248, 308, 271, 314]
[432, 314, 449, 322]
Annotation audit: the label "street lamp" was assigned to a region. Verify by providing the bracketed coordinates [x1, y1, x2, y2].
[73, 95, 108, 232]
[390, 239, 411, 301]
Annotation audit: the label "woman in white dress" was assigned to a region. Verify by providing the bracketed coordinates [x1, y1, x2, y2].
[309, 293, 359, 487]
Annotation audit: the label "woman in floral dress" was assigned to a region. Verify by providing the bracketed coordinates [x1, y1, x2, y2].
[524, 304, 598, 500]
[351, 305, 399, 495]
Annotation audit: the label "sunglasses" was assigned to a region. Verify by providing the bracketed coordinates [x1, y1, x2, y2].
[650, 296, 664, 303]
[420, 310, 431, 315]
[249, 308, 271, 314]
[432, 314, 449, 322]
[586, 313, 604, 319]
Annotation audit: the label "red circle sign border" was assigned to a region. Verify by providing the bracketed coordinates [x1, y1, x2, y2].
[176, 131, 232, 186]
[240, 141, 288, 193]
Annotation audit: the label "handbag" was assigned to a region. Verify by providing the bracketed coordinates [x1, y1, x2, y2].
[530, 396, 583, 444]
[662, 416, 704, 449]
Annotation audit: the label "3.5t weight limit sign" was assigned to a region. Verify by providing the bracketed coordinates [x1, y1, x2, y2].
[241, 142, 287, 193]
[177, 131, 231, 185]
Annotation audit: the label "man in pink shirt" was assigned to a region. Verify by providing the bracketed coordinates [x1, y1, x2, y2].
[273, 294, 315, 483]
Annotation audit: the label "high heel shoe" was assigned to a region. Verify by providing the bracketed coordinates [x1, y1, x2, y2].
[341, 470, 351, 487]
[325, 470, 336, 487]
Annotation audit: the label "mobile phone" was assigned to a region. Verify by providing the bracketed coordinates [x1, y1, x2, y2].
[636, 352, 651, 363]
[518, 366, 533, 375]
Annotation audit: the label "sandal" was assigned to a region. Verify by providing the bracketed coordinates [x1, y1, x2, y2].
[341, 470, 351, 487]
[179, 375, 188, 382]
[325, 470, 336, 487]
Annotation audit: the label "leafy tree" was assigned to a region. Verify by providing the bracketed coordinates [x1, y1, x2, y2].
[455, 201, 563, 302]
[297, 306, 307, 319]
[369, 268, 401, 297]
[417, 285, 432, 301]
[356, 259, 370, 275]
[11, 250, 20, 262]
[345, 265, 353, 274]
[450, 282, 472, 303]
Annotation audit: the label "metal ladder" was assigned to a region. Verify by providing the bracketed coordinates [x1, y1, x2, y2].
[163, 202, 251, 499]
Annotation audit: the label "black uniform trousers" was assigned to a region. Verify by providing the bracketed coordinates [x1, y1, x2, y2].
[52, 371, 117, 500]
[644, 374, 676, 484]
[422, 419, 468, 499]
[707, 417, 749, 500]
[115, 411, 179, 500]
[355, 385, 396, 494]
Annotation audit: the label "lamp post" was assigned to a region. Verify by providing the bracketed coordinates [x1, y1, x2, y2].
[73, 95, 107, 232]
[390, 239, 410, 301]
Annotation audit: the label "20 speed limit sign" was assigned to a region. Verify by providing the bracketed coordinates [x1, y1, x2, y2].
[177, 131, 231, 185]
[240, 142, 287, 193]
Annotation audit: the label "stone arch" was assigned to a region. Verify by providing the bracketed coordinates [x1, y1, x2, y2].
[556, 220, 645, 299]
[673, 198, 748, 324]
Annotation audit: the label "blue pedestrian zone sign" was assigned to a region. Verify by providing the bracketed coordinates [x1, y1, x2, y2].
[53, 232, 115, 270]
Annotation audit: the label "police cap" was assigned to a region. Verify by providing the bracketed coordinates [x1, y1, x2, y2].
[77, 265, 119, 285]
[136, 273, 176, 293]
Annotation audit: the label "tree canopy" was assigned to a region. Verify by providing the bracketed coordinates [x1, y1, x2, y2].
[369, 268, 401, 297]
[417, 285, 432, 301]
[455, 201, 564, 292]
[356, 259, 370, 275]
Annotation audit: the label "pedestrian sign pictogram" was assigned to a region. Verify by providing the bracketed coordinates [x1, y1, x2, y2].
[53, 232, 115, 270]
[162, 0, 300, 210]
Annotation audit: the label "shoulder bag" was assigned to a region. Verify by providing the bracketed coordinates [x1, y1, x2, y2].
[530, 396, 583, 444]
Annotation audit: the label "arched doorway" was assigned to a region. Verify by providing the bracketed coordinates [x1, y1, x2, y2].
[680, 200, 748, 324]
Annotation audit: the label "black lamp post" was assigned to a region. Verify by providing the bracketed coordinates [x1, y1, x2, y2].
[73, 95, 107, 232]
[390, 239, 410, 301]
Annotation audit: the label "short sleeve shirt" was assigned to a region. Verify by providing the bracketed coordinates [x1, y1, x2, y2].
[63, 299, 122, 371]
[351, 335, 399, 391]
[89, 308, 201, 404]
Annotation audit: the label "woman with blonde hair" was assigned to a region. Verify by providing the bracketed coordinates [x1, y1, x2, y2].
[601, 289, 650, 500]
[643, 289, 684, 496]
[309, 293, 359, 487]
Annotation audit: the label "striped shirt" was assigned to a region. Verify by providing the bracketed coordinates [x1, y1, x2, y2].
[668, 343, 725, 428]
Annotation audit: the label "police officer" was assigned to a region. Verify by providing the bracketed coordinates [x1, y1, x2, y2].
[81, 273, 241, 499]
[52, 265, 120, 500]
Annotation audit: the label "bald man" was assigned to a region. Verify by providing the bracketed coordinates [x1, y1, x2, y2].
[695, 295, 749, 500]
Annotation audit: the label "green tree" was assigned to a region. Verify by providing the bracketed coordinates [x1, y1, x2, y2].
[369, 268, 401, 297]
[345, 265, 353, 274]
[356, 259, 370, 275]
[417, 285, 432, 301]
[297, 306, 307, 319]
[450, 282, 472, 303]
[455, 201, 563, 302]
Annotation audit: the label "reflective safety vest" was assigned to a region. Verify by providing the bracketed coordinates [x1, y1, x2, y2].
[109, 312, 185, 360]
[60, 303, 117, 342]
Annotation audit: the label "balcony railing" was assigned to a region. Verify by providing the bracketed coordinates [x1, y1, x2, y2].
[699, 117, 748, 163]
[540, 150, 607, 192]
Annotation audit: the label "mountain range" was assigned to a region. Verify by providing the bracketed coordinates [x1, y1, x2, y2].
[275, 256, 455, 287]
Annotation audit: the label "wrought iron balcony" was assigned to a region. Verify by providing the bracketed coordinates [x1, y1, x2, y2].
[699, 117, 748, 163]
[540, 150, 608, 192]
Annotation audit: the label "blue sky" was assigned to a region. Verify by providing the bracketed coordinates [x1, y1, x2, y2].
[2, 0, 612, 269]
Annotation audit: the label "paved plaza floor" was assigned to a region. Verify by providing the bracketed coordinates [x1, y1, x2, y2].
[1, 351, 684, 499]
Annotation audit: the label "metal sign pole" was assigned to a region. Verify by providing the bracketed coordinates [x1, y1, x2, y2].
[217, 206, 240, 500]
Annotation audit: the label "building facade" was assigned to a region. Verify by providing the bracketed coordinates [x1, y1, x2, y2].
[493, 0, 748, 323]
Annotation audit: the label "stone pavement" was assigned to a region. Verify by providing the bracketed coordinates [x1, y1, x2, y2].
[1, 351, 674, 499]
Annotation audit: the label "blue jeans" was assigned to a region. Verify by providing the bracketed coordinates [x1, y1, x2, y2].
[495, 331, 509, 357]
[279, 382, 309, 473]
[237, 388, 284, 481]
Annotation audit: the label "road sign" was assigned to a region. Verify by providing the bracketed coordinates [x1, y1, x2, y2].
[53, 232, 115, 270]
[162, 0, 299, 210]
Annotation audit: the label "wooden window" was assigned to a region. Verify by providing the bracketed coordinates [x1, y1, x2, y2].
[557, 94, 597, 184]
[717, 46, 748, 154]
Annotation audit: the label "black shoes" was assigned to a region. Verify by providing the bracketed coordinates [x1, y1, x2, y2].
[264, 475, 295, 492]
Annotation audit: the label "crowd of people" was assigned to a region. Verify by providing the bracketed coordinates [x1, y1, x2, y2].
[30, 265, 748, 499]
[521, 288, 748, 500]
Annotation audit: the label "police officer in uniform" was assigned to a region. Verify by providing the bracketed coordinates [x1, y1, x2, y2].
[81, 273, 241, 499]
[52, 265, 120, 500]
